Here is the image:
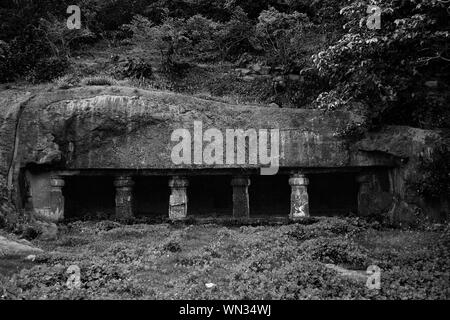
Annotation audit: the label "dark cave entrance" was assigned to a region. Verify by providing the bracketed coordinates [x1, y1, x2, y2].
[61, 171, 360, 220]
[63, 176, 115, 219]
[134, 176, 170, 217]
[187, 175, 232, 217]
[308, 172, 358, 216]
[249, 174, 290, 217]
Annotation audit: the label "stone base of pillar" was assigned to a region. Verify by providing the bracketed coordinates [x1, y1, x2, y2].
[231, 176, 250, 218]
[114, 176, 135, 220]
[169, 176, 189, 220]
[289, 173, 309, 219]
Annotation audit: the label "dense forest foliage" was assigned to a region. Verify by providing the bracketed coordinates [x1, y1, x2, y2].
[0, 0, 449, 130]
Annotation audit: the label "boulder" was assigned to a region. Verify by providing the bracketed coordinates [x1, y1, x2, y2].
[324, 264, 367, 283]
[0, 235, 43, 257]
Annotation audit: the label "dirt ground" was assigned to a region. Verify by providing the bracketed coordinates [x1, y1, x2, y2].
[0, 217, 449, 300]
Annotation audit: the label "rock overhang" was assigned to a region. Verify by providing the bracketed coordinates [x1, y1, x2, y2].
[14, 85, 393, 171]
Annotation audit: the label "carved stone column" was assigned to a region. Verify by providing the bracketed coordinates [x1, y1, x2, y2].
[289, 173, 309, 219]
[169, 176, 189, 220]
[114, 176, 135, 219]
[49, 175, 65, 222]
[231, 176, 250, 218]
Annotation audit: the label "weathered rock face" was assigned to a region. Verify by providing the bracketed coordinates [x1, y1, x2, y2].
[354, 127, 449, 223]
[0, 90, 34, 228]
[0, 85, 447, 224]
[14, 86, 372, 170]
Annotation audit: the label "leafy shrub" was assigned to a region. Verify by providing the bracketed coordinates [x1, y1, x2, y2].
[125, 15, 191, 75]
[218, 257, 364, 300]
[215, 7, 256, 60]
[18, 224, 41, 241]
[159, 230, 184, 252]
[115, 57, 154, 79]
[103, 243, 144, 264]
[27, 56, 70, 83]
[206, 72, 274, 103]
[253, 7, 311, 68]
[0, 1, 94, 83]
[184, 15, 222, 61]
[410, 143, 450, 201]
[286, 217, 366, 241]
[126, 6, 255, 68]
[177, 250, 213, 268]
[299, 237, 370, 269]
[0, 40, 12, 82]
[91, 0, 148, 33]
[94, 221, 122, 232]
[281, 68, 328, 107]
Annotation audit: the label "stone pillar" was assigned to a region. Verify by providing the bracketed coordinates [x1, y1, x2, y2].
[114, 176, 135, 220]
[169, 176, 189, 220]
[231, 176, 250, 218]
[49, 175, 65, 222]
[289, 173, 309, 219]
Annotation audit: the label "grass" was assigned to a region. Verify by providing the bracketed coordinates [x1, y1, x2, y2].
[0, 217, 448, 300]
[81, 75, 118, 86]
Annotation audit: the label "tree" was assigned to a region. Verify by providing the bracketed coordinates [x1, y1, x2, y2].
[254, 7, 311, 67]
[312, 0, 450, 129]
